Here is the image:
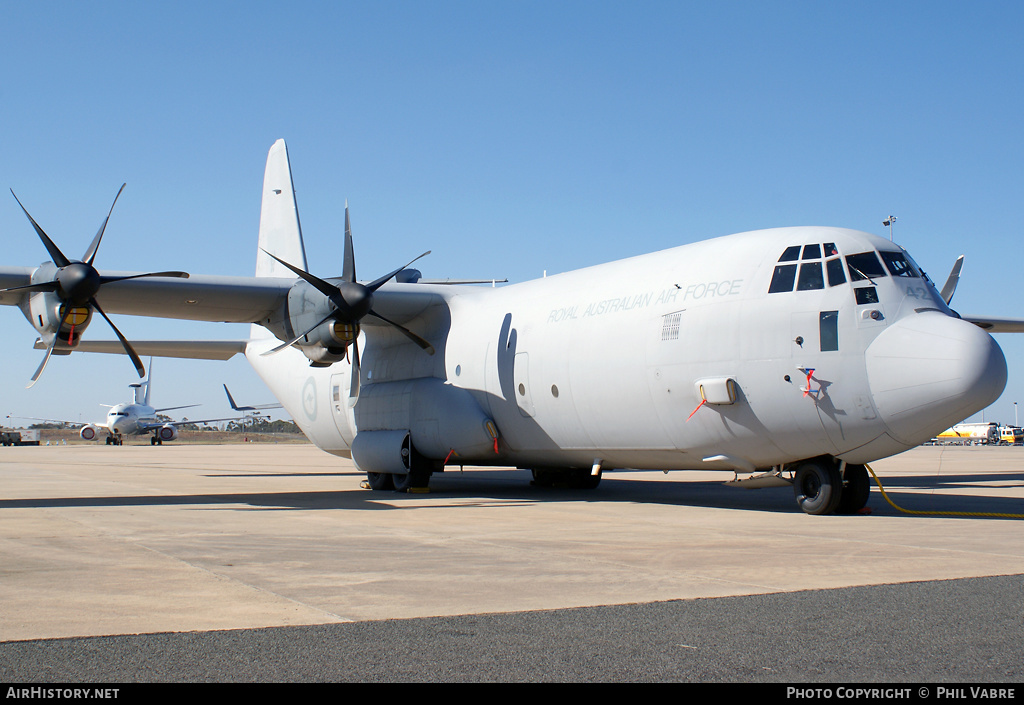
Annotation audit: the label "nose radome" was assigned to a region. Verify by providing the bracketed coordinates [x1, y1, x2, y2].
[865, 311, 1007, 445]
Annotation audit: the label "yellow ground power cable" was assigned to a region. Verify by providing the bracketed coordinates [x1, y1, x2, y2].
[865, 463, 1024, 519]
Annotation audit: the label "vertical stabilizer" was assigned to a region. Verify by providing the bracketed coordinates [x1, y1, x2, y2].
[256, 139, 308, 277]
[130, 359, 152, 406]
[252, 139, 308, 340]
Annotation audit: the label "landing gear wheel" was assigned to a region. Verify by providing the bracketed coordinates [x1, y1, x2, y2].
[531, 468, 557, 487]
[392, 467, 431, 493]
[366, 472, 395, 491]
[835, 464, 870, 514]
[392, 445, 435, 493]
[530, 467, 602, 489]
[569, 468, 602, 490]
[793, 460, 842, 515]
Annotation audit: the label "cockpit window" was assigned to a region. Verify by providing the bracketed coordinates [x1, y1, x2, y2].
[826, 258, 846, 286]
[778, 246, 801, 262]
[770, 244, 846, 293]
[879, 251, 920, 278]
[768, 264, 798, 293]
[797, 262, 824, 290]
[845, 252, 887, 282]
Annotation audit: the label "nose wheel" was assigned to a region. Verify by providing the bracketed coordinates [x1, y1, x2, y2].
[792, 458, 870, 515]
[793, 460, 841, 515]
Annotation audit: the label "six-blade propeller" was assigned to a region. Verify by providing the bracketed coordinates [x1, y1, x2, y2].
[2, 185, 189, 386]
[261, 205, 434, 400]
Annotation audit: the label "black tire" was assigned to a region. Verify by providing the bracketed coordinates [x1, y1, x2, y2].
[366, 472, 394, 491]
[793, 460, 842, 515]
[835, 464, 870, 514]
[531, 467, 602, 489]
[531, 468, 557, 487]
[569, 468, 602, 490]
[392, 467, 431, 492]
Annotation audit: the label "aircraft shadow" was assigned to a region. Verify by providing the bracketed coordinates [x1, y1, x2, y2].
[2, 469, 1019, 517]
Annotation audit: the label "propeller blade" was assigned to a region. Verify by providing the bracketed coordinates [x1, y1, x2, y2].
[261, 249, 341, 300]
[10, 190, 71, 267]
[260, 310, 337, 356]
[89, 297, 145, 378]
[365, 251, 431, 293]
[940, 255, 964, 305]
[348, 333, 361, 405]
[342, 204, 356, 284]
[0, 281, 60, 295]
[99, 271, 190, 285]
[27, 339, 57, 389]
[27, 305, 72, 388]
[367, 309, 435, 354]
[83, 183, 126, 265]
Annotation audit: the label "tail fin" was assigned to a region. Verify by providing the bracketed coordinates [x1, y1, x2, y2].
[223, 384, 240, 410]
[256, 139, 307, 277]
[253, 139, 308, 339]
[130, 358, 153, 405]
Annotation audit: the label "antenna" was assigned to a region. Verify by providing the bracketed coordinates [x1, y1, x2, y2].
[882, 215, 897, 242]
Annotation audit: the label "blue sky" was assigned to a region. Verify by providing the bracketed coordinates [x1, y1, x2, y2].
[2, 1, 1024, 428]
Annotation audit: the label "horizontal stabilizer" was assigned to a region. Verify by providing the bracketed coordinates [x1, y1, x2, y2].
[962, 316, 1024, 334]
[34, 338, 247, 360]
[417, 278, 508, 286]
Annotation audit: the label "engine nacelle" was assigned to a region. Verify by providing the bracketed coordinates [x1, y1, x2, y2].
[298, 319, 359, 364]
[156, 425, 179, 442]
[274, 280, 359, 366]
[80, 425, 100, 441]
[19, 285, 93, 350]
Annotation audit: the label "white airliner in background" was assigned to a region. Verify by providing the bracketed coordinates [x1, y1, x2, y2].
[16, 361, 242, 446]
[1, 140, 1020, 513]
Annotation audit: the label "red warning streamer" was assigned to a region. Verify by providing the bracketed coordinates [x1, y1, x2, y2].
[802, 368, 816, 397]
[686, 398, 706, 422]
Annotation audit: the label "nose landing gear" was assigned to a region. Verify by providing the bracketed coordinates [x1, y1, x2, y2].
[792, 458, 870, 515]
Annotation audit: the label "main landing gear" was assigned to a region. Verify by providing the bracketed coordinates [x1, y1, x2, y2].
[529, 467, 603, 490]
[364, 445, 435, 493]
[792, 457, 870, 515]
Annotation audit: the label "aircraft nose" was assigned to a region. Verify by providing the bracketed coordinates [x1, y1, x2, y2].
[864, 311, 1006, 445]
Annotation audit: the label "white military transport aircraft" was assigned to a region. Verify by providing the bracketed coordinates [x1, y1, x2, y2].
[2, 140, 1020, 513]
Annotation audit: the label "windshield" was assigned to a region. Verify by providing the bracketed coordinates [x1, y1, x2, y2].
[845, 252, 887, 282]
[879, 251, 920, 278]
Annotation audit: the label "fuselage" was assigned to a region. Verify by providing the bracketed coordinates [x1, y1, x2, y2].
[104, 403, 159, 437]
[248, 226, 1007, 474]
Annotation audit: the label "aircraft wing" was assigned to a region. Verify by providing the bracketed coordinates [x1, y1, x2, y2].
[93, 274, 448, 325]
[0, 267, 36, 291]
[92, 272, 294, 323]
[223, 385, 283, 411]
[963, 316, 1024, 333]
[2, 266, 448, 327]
[8, 416, 105, 430]
[136, 415, 245, 430]
[0, 267, 292, 323]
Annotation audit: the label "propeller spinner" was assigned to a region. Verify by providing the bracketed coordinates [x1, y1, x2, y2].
[3, 185, 190, 386]
[261, 205, 434, 400]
